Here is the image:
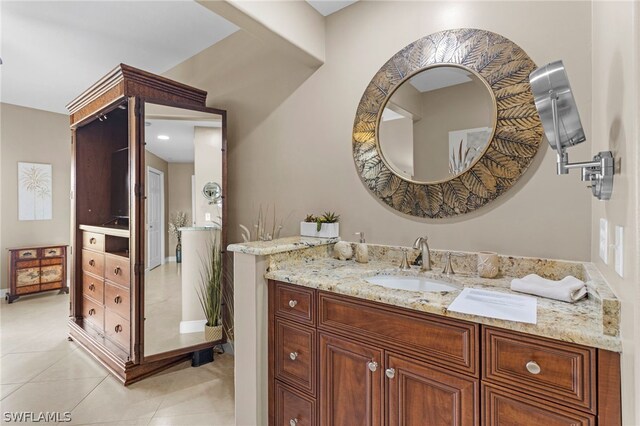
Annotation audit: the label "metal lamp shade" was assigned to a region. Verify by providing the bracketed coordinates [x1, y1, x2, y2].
[529, 60, 586, 151]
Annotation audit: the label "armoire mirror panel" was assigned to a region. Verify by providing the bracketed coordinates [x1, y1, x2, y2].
[379, 65, 496, 183]
[353, 28, 544, 218]
[143, 103, 223, 357]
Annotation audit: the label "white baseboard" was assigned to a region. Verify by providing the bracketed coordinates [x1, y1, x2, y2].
[0, 288, 8, 299]
[166, 256, 176, 263]
[180, 319, 207, 334]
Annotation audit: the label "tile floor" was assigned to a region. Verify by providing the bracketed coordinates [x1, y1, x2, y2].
[0, 291, 235, 425]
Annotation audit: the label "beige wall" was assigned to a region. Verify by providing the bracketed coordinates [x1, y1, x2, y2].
[168, 162, 195, 253]
[591, 1, 639, 423]
[145, 150, 169, 259]
[379, 116, 414, 177]
[1, 103, 71, 290]
[194, 127, 222, 227]
[166, 1, 592, 261]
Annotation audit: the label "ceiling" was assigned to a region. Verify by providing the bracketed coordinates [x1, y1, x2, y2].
[409, 67, 473, 92]
[0, 1, 238, 113]
[0, 1, 358, 115]
[145, 119, 220, 163]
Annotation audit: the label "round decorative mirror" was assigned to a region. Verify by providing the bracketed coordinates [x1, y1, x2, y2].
[353, 29, 544, 218]
[202, 181, 222, 204]
[379, 65, 496, 183]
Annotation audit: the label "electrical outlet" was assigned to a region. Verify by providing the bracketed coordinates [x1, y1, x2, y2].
[615, 226, 624, 277]
[599, 218, 608, 263]
[205, 212, 211, 221]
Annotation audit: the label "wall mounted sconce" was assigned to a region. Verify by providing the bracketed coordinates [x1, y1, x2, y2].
[529, 60, 614, 200]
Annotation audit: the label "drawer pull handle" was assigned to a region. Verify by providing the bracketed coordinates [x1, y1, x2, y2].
[115, 324, 123, 333]
[289, 351, 298, 361]
[114, 295, 122, 304]
[114, 266, 121, 276]
[48, 250, 57, 254]
[88, 308, 95, 316]
[89, 259, 95, 267]
[368, 361, 378, 372]
[89, 284, 95, 291]
[23, 251, 33, 257]
[385, 368, 395, 379]
[526, 361, 541, 375]
[288, 299, 297, 308]
[90, 238, 96, 244]
[289, 419, 298, 426]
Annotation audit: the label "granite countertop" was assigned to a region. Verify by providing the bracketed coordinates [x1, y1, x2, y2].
[252, 240, 622, 352]
[228, 236, 339, 256]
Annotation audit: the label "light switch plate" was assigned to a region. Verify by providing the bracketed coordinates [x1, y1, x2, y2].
[599, 218, 608, 263]
[205, 212, 211, 221]
[615, 226, 624, 277]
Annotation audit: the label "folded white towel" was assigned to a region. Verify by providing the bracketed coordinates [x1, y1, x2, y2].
[510, 274, 587, 303]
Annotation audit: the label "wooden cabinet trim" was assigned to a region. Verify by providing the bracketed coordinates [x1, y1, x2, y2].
[483, 326, 596, 412]
[275, 381, 317, 426]
[273, 281, 316, 326]
[274, 318, 317, 396]
[597, 349, 621, 426]
[318, 291, 478, 376]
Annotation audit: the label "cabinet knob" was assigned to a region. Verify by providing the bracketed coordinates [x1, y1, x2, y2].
[89, 284, 95, 291]
[114, 295, 122, 304]
[114, 266, 121, 276]
[88, 308, 95, 316]
[385, 368, 395, 379]
[526, 361, 541, 375]
[289, 419, 298, 426]
[23, 251, 33, 257]
[90, 237, 96, 244]
[288, 300, 298, 308]
[48, 250, 56, 254]
[367, 361, 378, 372]
[114, 324, 123, 333]
[289, 351, 298, 361]
[89, 259, 95, 266]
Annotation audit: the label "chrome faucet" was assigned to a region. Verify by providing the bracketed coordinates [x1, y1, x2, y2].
[413, 236, 432, 271]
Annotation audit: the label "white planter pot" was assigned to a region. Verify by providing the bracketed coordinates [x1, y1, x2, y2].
[300, 222, 339, 238]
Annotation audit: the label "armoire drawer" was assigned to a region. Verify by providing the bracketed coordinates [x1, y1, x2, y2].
[104, 254, 130, 288]
[104, 282, 130, 320]
[83, 232, 105, 252]
[82, 249, 104, 277]
[82, 272, 104, 303]
[105, 309, 130, 350]
[82, 295, 104, 330]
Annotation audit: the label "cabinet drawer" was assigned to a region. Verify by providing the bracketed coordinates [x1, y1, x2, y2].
[275, 318, 316, 396]
[16, 284, 40, 295]
[83, 232, 105, 252]
[82, 295, 104, 330]
[275, 381, 316, 426]
[483, 327, 595, 412]
[319, 292, 478, 375]
[273, 281, 315, 326]
[83, 272, 104, 303]
[82, 249, 104, 277]
[482, 383, 595, 426]
[104, 282, 130, 320]
[105, 309, 130, 350]
[43, 247, 63, 257]
[104, 254, 130, 288]
[17, 249, 39, 259]
[41, 281, 63, 291]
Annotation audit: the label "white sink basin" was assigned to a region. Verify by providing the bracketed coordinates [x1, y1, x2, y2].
[365, 275, 458, 292]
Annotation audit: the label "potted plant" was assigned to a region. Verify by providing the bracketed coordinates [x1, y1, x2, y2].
[197, 235, 223, 342]
[300, 212, 340, 238]
[168, 211, 188, 263]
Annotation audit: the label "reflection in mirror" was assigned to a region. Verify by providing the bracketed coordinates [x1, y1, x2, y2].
[143, 103, 223, 357]
[378, 65, 495, 183]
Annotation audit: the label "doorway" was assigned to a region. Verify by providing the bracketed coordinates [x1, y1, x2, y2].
[147, 166, 164, 270]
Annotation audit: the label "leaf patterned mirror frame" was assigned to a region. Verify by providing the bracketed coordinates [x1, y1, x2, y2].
[352, 28, 544, 218]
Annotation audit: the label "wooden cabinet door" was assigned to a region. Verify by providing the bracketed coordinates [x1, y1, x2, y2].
[319, 333, 383, 426]
[386, 353, 478, 426]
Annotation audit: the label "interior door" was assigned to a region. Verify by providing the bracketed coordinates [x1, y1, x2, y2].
[147, 167, 162, 270]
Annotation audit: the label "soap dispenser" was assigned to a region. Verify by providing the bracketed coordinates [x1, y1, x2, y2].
[354, 232, 369, 263]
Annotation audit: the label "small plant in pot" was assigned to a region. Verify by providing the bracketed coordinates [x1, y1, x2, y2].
[197, 235, 223, 342]
[300, 211, 340, 238]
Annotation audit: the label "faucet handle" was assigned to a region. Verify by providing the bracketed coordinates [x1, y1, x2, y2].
[399, 249, 411, 270]
[443, 252, 455, 275]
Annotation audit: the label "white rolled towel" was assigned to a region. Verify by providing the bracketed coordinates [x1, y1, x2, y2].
[510, 274, 587, 303]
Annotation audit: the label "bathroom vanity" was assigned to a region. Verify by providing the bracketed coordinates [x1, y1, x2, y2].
[229, 238, 621, 426]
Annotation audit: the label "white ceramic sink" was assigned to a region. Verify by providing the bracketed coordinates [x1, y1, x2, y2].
[365, 275, 458, 292]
